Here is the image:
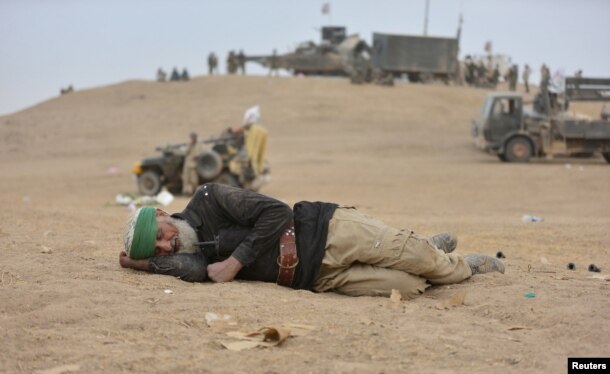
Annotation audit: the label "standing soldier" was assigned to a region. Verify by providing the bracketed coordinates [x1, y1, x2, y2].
[465, 56, 475, 85]
[237, 50, 246, 75]
[181, 68, 190, 81]
[227, 51, 238, 74]
[207, 52, 218, 75]
[522, 64, 531, 93]
[538, 64, 552, 115]
[182, 132, 201, 195]
[170, 67, 180, 81]
[508, 65, 518, 91]
[268, 49, 279, 77]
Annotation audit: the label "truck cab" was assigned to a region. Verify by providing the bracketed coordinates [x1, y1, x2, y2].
[472, 93, 533, 161]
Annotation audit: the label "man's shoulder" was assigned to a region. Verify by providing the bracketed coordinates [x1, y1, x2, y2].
[192, 183, 247, 201]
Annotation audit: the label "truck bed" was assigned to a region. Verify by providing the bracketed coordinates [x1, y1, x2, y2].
[555, 119, 610, 139]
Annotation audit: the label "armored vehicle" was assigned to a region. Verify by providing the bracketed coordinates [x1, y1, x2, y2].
[245, 26, 371, 77]
[471, 77, 610, 163]
[371, 32, 459, 82]
[132, 135, 270, 196]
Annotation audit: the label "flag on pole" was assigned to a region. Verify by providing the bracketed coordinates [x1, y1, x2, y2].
[484, 41, 492, 53]
[321, 2, 330, 15]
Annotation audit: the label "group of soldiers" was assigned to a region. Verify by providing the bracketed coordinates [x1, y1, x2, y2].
[462, 56, 565, 96]
[225, 50, 246, 75]
[155, 48, 272, 81]
[463, 56, 506, 89]
[157, 67, 190, 82]
[206, 50, 247, 76]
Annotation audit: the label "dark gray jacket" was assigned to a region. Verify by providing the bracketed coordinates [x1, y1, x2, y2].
[149, 183, 337, 289]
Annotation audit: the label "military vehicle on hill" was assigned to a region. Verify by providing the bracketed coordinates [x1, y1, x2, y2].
[370, 32, 459, 83]
[132, 134, 270, 196]
[471, 77, 610, 163]
[246, 24, 466, 85]
[245, 26, 371, 77]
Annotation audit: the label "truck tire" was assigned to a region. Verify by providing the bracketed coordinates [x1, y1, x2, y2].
[138, 170, 162, 196]
[504, 137, 533, 163]
[196, 150, 223, 180]
[603, 152, 610, 164]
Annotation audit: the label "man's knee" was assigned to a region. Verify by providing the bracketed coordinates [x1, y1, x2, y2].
[331, 265, 430, 298]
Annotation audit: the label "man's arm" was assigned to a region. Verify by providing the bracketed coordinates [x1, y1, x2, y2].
[119, 251, 208, 282]
[207, 184, 293, 268]
[198, 184, 292, 283]
[207, 256, 242, 283]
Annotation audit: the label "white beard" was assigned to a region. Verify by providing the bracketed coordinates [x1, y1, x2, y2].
[170, 218, 199, 254]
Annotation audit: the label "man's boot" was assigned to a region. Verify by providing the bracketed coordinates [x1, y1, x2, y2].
[430, 232, 458, 254]
[465, 254, 505, 275]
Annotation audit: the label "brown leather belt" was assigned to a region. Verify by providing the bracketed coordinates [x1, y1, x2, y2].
[276, 222, 298, 287]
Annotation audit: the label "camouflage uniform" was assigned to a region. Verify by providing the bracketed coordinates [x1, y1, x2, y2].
[170, 67, 180, 81]
[237, 50, 246, 75]
[227, 51, 238, 74]
[268, 49, 279, 77]
[208, 53, 218, 75]
[522, 64, 531, 93]
[508, 65, 518, 91]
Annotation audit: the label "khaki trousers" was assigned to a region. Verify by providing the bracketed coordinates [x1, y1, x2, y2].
[313, 207, 472, 299]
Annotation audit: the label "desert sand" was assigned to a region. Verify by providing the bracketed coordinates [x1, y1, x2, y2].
[1, 75, 608, 373]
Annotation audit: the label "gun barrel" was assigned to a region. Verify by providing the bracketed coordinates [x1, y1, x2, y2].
[244, 55, 271, 67]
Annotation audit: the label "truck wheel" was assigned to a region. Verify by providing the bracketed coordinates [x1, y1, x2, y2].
[603, 152, 610, 164]
[505, 137, 532, 163]
[138, 170, 162, 196]
[213, 172, 240, 188]
[197, 151, 223, 180]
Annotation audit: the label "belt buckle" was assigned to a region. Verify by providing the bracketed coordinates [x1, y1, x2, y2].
[277, 255, 299, 269]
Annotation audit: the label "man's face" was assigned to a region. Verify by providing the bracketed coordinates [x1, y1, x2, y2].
[154, 214, 179, 256]
[153, 210, 199, 256]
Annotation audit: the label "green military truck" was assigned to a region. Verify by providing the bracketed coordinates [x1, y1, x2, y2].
[471, 77, 610, 163]
[371, 32, 459, 82]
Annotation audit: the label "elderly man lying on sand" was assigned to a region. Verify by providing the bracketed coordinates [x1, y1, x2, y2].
[119, 184, 504, 298]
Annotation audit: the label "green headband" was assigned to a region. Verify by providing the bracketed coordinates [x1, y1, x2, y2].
[129, 207, 158, 259]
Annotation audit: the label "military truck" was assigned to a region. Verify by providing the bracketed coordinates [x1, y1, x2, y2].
[471, 77, 610, 163]
[132, 134, 270, 196]
[245, 26, 371, 77]
[371, 32, 459, 83]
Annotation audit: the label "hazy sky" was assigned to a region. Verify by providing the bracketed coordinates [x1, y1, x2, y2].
[1, 0, 608, 115]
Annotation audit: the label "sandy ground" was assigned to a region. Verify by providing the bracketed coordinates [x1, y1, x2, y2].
[1, 76, 608, 373]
